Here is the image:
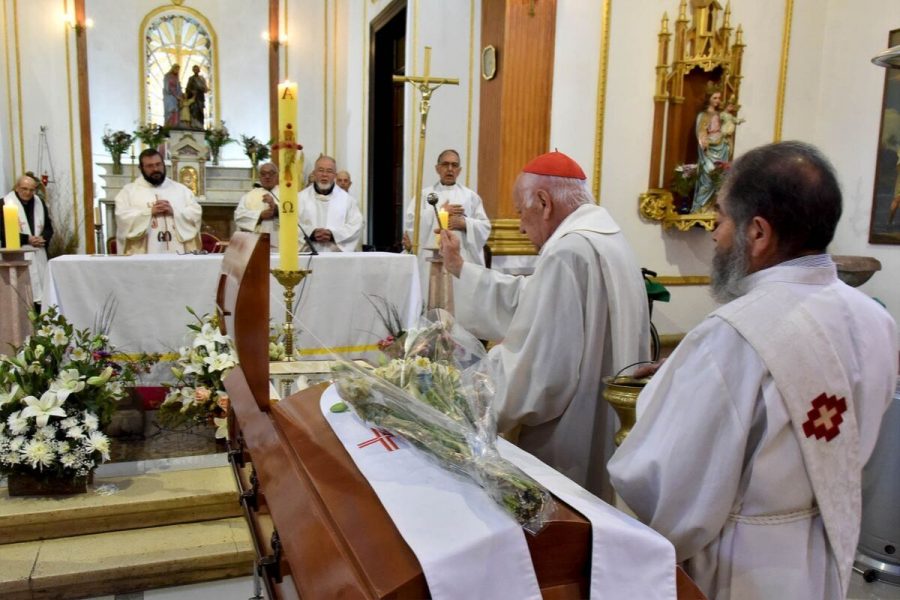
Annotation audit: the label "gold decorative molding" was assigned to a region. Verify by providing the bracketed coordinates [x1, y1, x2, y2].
[465, 0, 475, 186]
[13, 0, 24, 172]
[639, 188, 715, 231]
[3, 0, 17, 176]
[360, 0, 368, 208]
[487, 218, 537, 255]
[323, 0, 329, 155]
[332, 0, 337, 159]
[592, 0, 611, 202]
[63, 0, 79, 232]
[773, 0, 793, 142]
[652, 275, 710, 286]
[138, 5, 220, 131]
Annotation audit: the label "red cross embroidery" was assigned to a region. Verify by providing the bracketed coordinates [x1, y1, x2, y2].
[801, 393, 847, 442]
[357, 428, 399, 452]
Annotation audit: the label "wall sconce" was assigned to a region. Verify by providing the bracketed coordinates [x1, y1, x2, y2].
[63, 13, 94, 32]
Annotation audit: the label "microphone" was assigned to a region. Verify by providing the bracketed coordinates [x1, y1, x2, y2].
[268, 189, 318, 255]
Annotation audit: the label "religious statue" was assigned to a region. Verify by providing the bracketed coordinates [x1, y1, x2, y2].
[691, 84, 730, 213]
[184, 65, 208, 130]
[163, 64, 183, 128]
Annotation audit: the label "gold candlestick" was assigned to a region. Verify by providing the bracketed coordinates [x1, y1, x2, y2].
[271, 268, 311, 361]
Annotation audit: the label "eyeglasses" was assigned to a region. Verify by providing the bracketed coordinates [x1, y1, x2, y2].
[315, 168, 336, 175]
[438, 162, 460, 169]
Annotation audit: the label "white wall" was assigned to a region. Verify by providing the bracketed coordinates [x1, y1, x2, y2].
[1, 0, 85, 250]
[554, 0, 900, 336]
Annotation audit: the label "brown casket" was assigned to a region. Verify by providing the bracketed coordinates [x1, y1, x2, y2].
[218, 233, 704, 599]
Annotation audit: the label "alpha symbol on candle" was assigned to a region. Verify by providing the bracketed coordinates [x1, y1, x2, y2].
[280, 86, 295, 100]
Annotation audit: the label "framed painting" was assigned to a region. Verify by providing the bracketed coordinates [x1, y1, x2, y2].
[869, 28, 900, 244]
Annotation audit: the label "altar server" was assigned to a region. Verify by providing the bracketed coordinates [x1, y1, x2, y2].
[404, 149, 491, 296]
[115, 149, 202, 255]
[1, 174, 53, 306]
[234, 162, 279, 248]
[298, 155, 363, 252]
[440, 151, 650, 500]
[609, 141, 898, 600]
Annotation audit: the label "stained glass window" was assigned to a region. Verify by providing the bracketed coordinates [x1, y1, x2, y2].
[144, 12, 213, 128]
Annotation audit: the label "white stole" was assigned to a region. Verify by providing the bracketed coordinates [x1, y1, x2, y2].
[716, 282, 859, 597]
[3, 191, 48, 302]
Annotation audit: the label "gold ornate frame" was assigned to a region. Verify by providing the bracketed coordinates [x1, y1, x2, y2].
[639, 0, 745, 231]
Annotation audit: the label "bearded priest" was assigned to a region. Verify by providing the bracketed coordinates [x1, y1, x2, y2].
[114, 149, 202, 255]
[608, 141, 898, 600]
[298, 155, 363, 252]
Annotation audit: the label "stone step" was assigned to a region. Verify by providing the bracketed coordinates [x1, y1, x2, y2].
[0, 517, 254, 599]
[0, 466, 241, 544]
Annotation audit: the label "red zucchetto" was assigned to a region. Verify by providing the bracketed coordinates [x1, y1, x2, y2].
[521, 150, 586, 180]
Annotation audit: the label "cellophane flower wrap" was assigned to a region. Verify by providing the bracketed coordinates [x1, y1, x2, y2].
[333, 310, 555, 533]
[158, 308, 237, 436]
[0, 307, 142, 480]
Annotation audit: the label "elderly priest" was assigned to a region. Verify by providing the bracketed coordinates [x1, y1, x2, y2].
[114, 149, 202, 255]
[298, 155, 363, 252]
[440, 150, 649, 500]
[609, 141, 899, 600]
[234, 162, 280, 248]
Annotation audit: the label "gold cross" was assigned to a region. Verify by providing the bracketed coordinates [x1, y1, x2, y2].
[392, 47, 459, 256]
[813, 405, 839, 430]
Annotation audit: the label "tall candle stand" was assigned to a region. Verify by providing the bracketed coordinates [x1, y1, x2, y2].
[94, 220, 104, 255]
[270, 268, 311, 361]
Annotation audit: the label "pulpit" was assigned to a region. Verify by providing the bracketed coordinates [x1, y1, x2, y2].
[218, 233, 704, 599]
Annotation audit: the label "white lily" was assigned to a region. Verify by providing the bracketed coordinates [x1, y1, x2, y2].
[87, 366, 113, 386]
[0, 384, 22, 409]
[204, 352, 236, 373]
[50, 327, 69, 346]
[213, 417, 228, 439]
[50, 369, 86, 402]
[21, 391, 67, 427]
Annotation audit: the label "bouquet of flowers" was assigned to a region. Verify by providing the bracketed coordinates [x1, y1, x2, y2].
[101, 128, 134, 158]
[158, 308, 237, 437]
[671, 163, 698, 197]
[204, 122, 234, 165]
[133, 122, 169, 148]
[240, 135, 271, 166]
[0, 307, 140, 483]
[333, 311, 555, 532]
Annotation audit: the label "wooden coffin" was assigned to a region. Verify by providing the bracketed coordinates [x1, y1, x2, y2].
[217, 232, 704, 599]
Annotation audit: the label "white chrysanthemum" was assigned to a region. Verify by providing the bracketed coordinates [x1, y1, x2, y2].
[66, 425, 85, 439]
[21, 439, 55, 469]
[0, 383, 22, 410]
[69, 346, 89, 362]
[60, 417, 78, 429]
[60, 453, 78, 468]
[8, 435, 26, 451]
[56, 440, 71, 454]
[7, 411, 29, 435]
[2, 451, 21, 465]
[50, 368, 86, 402]
[21, 391, 67, 427]
[51, 327, 69, 346]
[85, 430, 110, 461]
[83, 411, 100, 431]
[35, 424, 59, 441]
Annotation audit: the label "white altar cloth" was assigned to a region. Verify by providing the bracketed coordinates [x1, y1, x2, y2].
[319, 384, 677, 600]
[43, 253, 421, 374]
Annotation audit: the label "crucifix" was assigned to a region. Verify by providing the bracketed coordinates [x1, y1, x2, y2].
[393, 46, 459, 256]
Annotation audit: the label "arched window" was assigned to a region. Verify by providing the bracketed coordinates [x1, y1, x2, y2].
[141, 9, 216, 129]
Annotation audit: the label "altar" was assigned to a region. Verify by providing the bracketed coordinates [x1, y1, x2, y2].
[42, 252, 421, 380]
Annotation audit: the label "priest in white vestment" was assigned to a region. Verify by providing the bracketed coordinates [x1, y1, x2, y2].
[440, 151, 650, 500]
[608, 141, 899, 600]
[114, 149, 202, 255]
[1, 175, 52, 306]
[403, 149, 491, 296]
[298, 155, 363, 252]
[234, 162, 280, 248]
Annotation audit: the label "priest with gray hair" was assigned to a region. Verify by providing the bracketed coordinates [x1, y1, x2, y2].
[440, 150, 649, 500]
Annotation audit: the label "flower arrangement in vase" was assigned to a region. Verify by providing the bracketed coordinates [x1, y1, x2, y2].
[101, 128, 134, 175]
[158, 308, 238, 440]
[133, 122, 170, 152]
[0, 307, 142, 495]
[240, 135, 271, 179]
[204, 121, 234, 166]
